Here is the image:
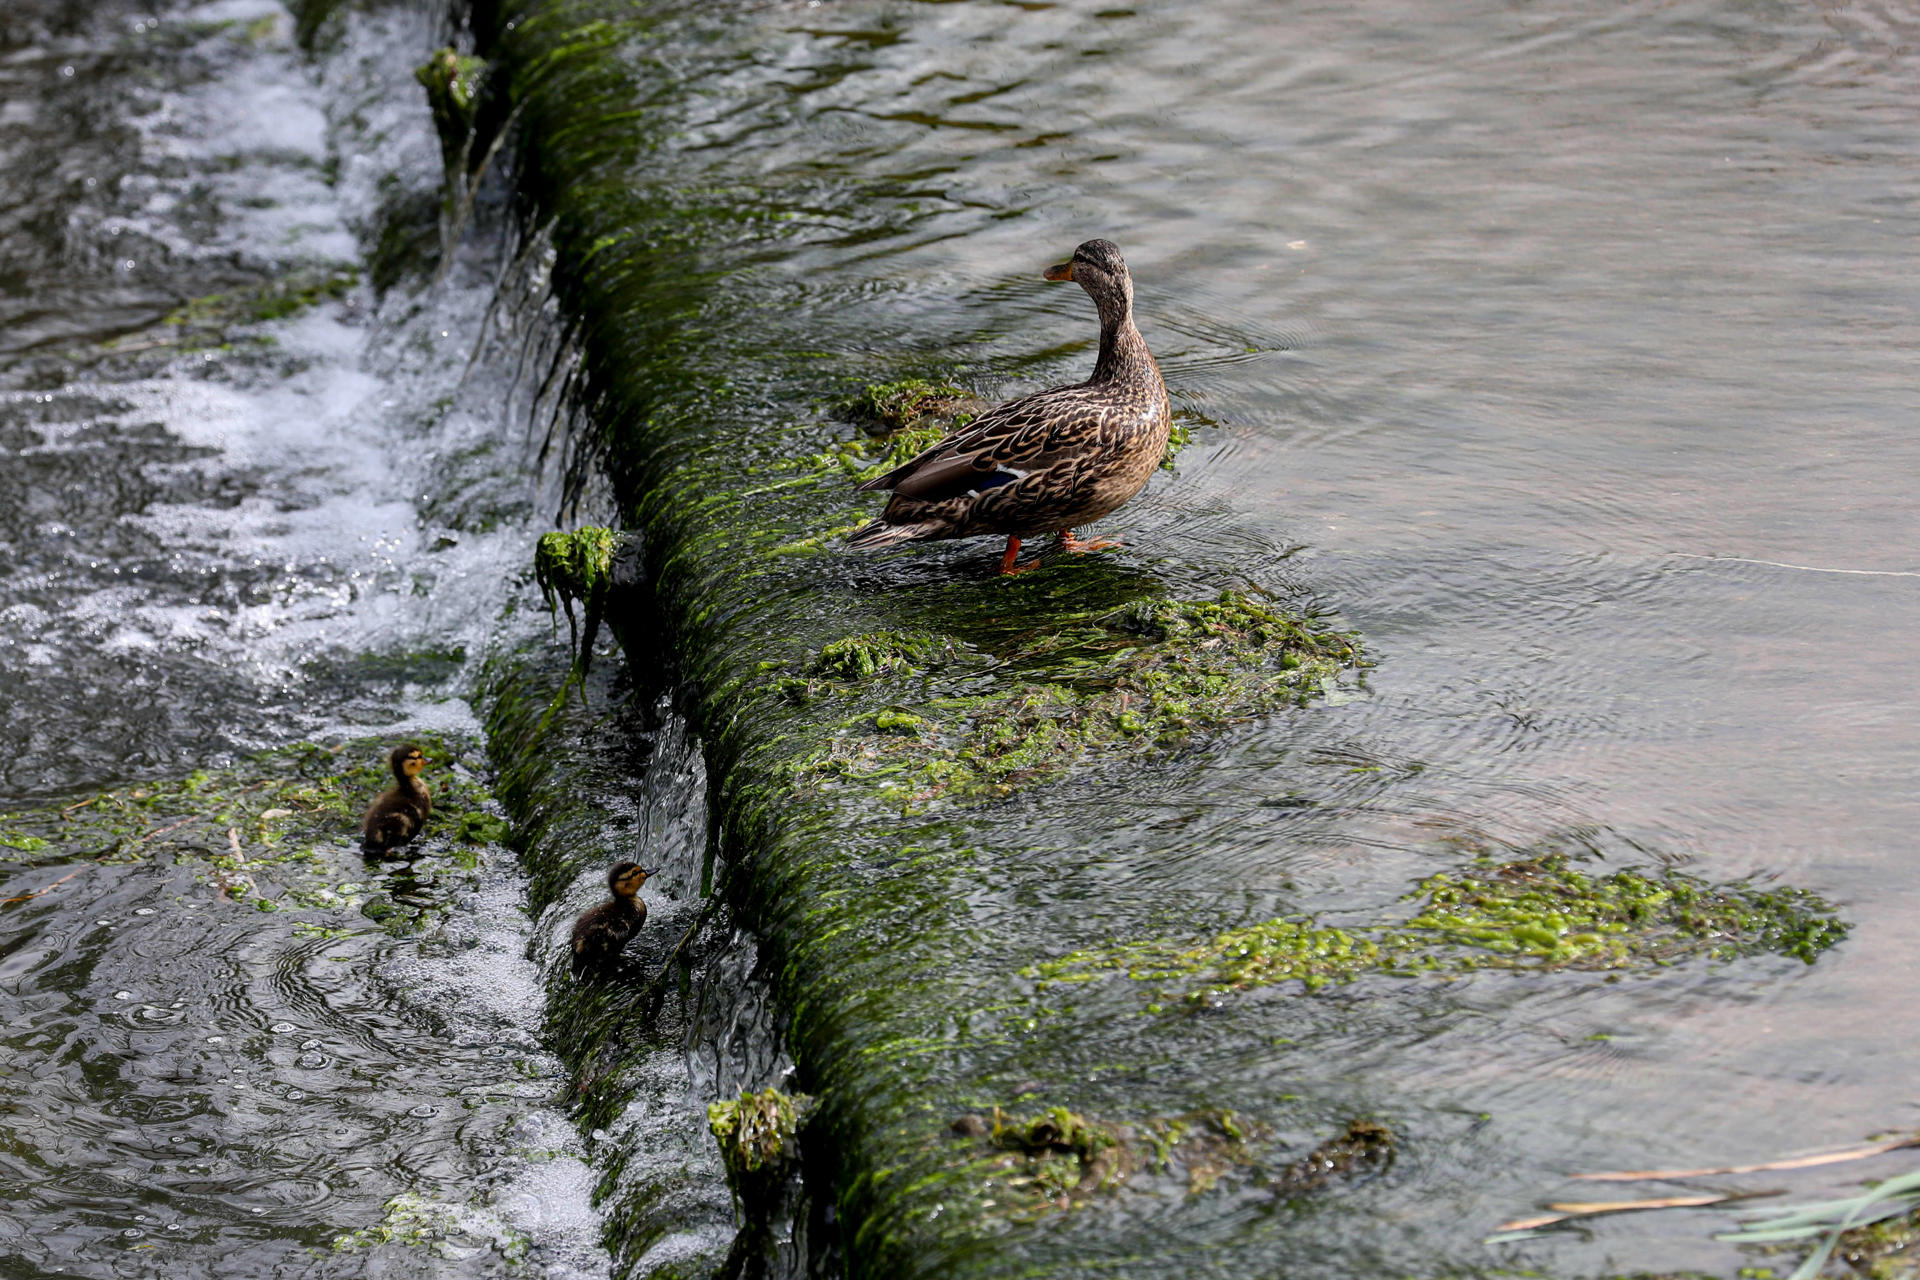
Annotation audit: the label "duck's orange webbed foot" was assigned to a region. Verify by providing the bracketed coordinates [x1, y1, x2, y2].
[998, 536, 1040, 575]
[1056, 528, 1119, 554]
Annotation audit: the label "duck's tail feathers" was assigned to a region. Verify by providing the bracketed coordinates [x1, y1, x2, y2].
[362, 814, 413, 855]
[846, 520, 935, 550]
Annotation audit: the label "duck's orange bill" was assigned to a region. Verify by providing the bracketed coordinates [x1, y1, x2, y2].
[1043, 261, 1074, 281]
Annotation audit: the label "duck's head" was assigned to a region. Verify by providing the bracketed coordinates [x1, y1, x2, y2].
[607, 861, 658, 898]
[389, 742, 427, 779]
[1043, 238, 1133, 313]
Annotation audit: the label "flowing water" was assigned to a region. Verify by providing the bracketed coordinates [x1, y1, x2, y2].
[0, 1, 623, 1275]
[7, 0, 1920, 1275]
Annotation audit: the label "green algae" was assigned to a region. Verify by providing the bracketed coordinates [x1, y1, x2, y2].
[813, 630, 958, 681]
[82, 267, 359, 363]
[1404, 853, 1850, 967]
[788, 591, 1359, 809]
[949, 1106, 1380, 1215]
[1829, 1207, 1920, 1279]
[845, 379, 979, 433]
[534, 526, 621, 680]
[789, 421, 950, 485]
[973, 1106, 1128, 1210]
[330, 1191, 531, 1263]
[1028, 916, 1396, 1005]
[415, 47, 491, 170]
[1268, 1118, 1394, 1196]
[1024, 847, 1850, 1013]
[709, 1087, 817, 1185]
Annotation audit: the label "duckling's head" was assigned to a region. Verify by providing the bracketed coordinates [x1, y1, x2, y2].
[389, 742, 427, 779]
[607, 861, 657, 899]
[1043, 238, 1133, 314]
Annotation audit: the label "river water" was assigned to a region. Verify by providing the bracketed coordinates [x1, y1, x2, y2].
[529, 0, 1920, 1274]
[6, 0, 1920, 1276]
[0, 1, 618, 1275]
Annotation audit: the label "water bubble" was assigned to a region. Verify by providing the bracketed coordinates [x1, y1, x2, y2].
[285, 1089, 305, 1101]
[270, 1023, 296, 1034]
[60, 65, 74, 77]
[590, 1129, 608, 1142]
[206, 1036, 224, 1044]
[171, 1001, 185, 1009]
[300, 1040, 320, 1050]
[121, 1228, 142, 1239]
[134, 908, 154, 916]
[113, 991, 133, 1000]
[296, 1053, 328, 1069]
[96, 919, 112, 927]
[408, 1105, 437, 1118]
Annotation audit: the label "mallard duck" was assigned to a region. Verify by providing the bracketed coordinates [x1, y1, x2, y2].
[361, 742, 430, 855]
[570, 861, 655, 974]
[848, 238, 1172, 574]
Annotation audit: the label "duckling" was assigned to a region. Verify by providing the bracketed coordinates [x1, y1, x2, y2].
[570, 861, 656, 975]
[849, 238, 1172, 573]
[361, 742, 431, 856]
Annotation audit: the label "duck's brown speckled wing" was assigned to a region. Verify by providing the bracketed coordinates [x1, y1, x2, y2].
[856, 384, 1103, 503]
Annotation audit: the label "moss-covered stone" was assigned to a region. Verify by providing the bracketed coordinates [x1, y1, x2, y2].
[1269, 1118, 1394, 1196]
[845, 379, 979, 434]
[788, 592, 1359, 809]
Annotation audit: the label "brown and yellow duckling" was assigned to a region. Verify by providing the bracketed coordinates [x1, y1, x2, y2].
[570, 861, 656, 975]
[849, 238, 1172, 574]
[361, 742, 430, 856]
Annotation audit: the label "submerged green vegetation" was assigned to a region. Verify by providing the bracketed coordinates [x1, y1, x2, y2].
[944, 1106, 1388, 1218]
[844, 378, 979, 434]
[415, 47, 490, 168]
[331, 1191, 530, 1262]
[1026, 849, 1849, 1012]
[785, 591, 1359, 809]
[0, 731, 509, 922]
